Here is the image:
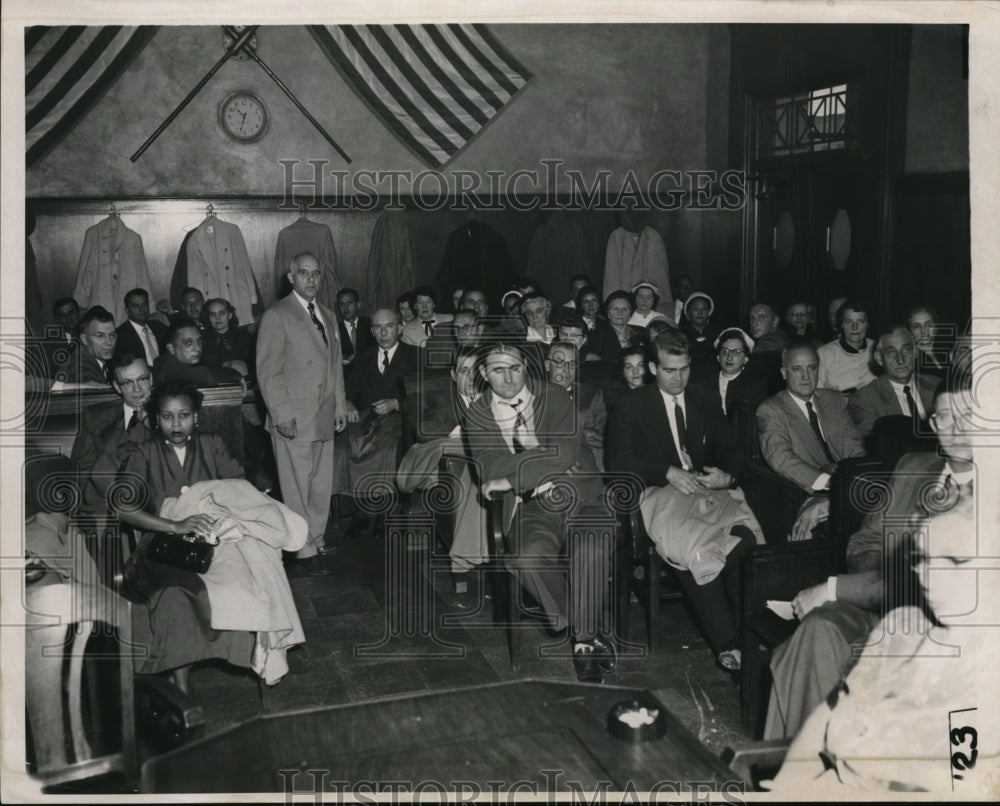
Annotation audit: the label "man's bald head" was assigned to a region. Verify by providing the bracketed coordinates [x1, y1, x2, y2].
[781, 344, 820, 400]
[371, 307, 400, 349]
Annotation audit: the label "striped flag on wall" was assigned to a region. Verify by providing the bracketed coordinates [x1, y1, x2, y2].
[26, 26, 158, 167]
[309, 24, 533, 168]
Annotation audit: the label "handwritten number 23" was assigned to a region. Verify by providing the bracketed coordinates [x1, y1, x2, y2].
[951, 726, 978, 772]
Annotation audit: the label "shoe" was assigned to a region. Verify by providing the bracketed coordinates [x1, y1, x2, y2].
[718, 648, 742, 671]
[317, 543, 338, 556]
[298, 555, 334, 576]
[573, 643, 604, 683]
[592, 634, 618, 673]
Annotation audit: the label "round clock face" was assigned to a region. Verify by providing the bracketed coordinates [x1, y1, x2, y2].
[219, 92, 269, 143]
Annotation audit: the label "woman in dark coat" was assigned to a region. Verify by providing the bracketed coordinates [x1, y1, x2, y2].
[694, 327, 768, 417]
[116, 381, 250, 693]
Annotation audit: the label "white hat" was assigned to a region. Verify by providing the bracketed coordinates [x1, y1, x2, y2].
[684, 292, 715, 318]
[630, 280, 659, 295]
[501, 290, 523, 308]
[713, 327, 756, 353]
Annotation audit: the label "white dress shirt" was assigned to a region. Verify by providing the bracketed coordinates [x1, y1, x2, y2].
[889, 378, 927, 419]
[490, 387, 539, 452]
[787, 392, 833, 491]
[657, 388, 691, 470]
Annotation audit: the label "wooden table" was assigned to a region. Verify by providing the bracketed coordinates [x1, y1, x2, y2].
[141, 679, 736, 795]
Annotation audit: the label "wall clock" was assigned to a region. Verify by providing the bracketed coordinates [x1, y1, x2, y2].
[219, 91, 269, 143]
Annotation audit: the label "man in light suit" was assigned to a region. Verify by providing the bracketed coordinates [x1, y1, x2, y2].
[257, 253, 348, 575]
[757, 345, 866, 494]
[401, 285, 453, 348]
[848, 324, 935, 437]
[114, 288, 167, 366]
[466, 342, 616, 683]
[765, 375, 975, 739]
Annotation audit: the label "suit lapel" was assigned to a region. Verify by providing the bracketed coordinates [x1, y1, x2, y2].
[643, 386, 678, 463]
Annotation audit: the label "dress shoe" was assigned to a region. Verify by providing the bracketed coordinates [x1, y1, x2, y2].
[572, 642, 603, 683]
[592, 634, 618, 673]
[298, 555, 334, 576]
[317, 543, 338, 556]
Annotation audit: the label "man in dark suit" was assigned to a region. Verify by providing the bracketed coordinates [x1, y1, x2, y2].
[545, 340, 606, 470]
[757, 345, 866, 494]
[336, 287, 374, 367]
[342, 308, 421, 538]
[765, 374, 975, 739]
[848, 324, 935, 437]
[153, 319, 243, 387]
[51, 296, 81, 344]
[64, 306, 117, 384]
[71, 354, 154, 513]
[465, 342, 616, 683]
[607, 330, 753, 670]
[114, 288, 167, 366]
[257, 253, 348, 575]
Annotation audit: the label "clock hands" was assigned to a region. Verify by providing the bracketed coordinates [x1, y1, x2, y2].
[220, 24, 350, 162]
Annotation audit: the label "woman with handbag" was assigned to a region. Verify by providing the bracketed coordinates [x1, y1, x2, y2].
[115, 381, 249, 694]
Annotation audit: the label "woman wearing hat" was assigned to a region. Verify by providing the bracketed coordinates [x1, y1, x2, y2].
[627, 281, 670, 328]
[694, 327, 768, 418]
[682, 292, 720, 375]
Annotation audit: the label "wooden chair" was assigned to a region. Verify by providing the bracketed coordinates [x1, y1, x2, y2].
[485, 491, 627, 671]
[738, 456, 886, 737]
[614, 492, 684, 654]
[721, 738, 791, 791]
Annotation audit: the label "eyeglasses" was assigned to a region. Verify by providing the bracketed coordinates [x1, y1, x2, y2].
[549, 358, 578, 368]
[719, 348, 745, 358]
[118, 375, 152, 389]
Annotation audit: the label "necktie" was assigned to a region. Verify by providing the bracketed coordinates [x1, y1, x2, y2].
[672, 395, 694, 469]
[102, 361, 113, 384]
[308, 302, 328, 346]
[423, 319, 435, 337]
[126, 410, 140, 433]
[143, 326, 159, 362]
[903, 384, 918, 419]
[509, 399, 528, 453]
[380, 349, 390, 374]
[348, 321, 357, 348]
[806, 400, 836, 464]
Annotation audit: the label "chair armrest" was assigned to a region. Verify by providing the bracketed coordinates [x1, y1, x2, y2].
[487, 494, 508, 558]
[721, 739, 790, 789]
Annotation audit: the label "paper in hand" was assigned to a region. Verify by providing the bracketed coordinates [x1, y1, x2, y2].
[767, 600, 795, 620]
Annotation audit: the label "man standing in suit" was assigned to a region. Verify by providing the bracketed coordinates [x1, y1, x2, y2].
[65, 307, 117, 384]
[848, 325, 934, 437]
[114, 288, 167, 366]
[765, 374, 975, 739]
[607, 330, 756, 671]
[71, 354, 154, 513]
[257, 253, 348, 575]
[401, 285, 453, 348]
[466, 342, 616, 682]
[336, 287, 373, 367]
[757, 345, 866, 493]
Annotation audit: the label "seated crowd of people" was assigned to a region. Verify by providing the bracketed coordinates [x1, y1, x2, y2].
[32, 257, 978, 791]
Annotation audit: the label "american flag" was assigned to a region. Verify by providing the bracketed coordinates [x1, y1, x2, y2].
[309, 24, 533, 168]
[26, 26, 158, 166]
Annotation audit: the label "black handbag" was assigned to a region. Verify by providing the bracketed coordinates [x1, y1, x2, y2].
[147, 532, 214, 574]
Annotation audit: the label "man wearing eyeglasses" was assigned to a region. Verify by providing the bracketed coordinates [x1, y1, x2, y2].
[764, 372, 976, 740]
[545, 341, 606, 470]
[71, 354, 155, 513]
